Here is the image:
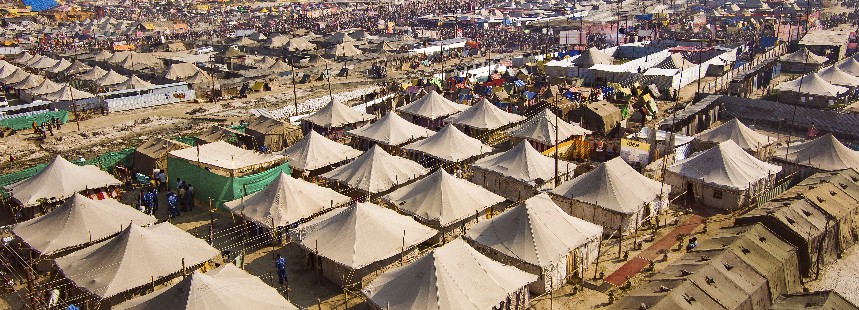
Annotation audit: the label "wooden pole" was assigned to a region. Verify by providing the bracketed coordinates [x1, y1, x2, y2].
[617, 225, 623, 258]
[25, 263, 37, 310]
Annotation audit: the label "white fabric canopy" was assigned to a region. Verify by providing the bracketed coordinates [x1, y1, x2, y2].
[321, 145, 429, 194]
[43, 84, 95, 101]
[4, 156, 121, 207]
[465, 193, 603, 267]
[473, 141, 575, 185]
[93, 70, 128, 87]
[224, 172, 350, 228]
[837, 58, 859, 76]
[303, 100, 374, 128]
[775, 73, 847, 97]
[13, 194, 156, 255]
[76, 66, 108, 81]
[116, 264, 297, 310]
[403, 124, 493, 163]
[362, 239, 537, 310]
[298, 202, 437, 269]
[445, 98, 526, 130]
[398, 91, 469, 120]
[779, 47, 828, 65]
[509, 109, 591, 146]
[55, 223, 219, 298]
[169, 141, 284, 170]
[551, 157, 668, 214]
[384, 169, 505, 227]
[282, 130, 362, 171]
[773, 133, 859, 171]
[348, 112, 435, 146]
[817, 65, 859, 87]
[668, 140, 782, 190]
[694, 118, 772, 151]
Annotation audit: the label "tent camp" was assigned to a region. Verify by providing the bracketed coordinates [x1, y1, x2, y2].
[665, 140, 782, 210]
[115, 264, 297, 310]
[465, 193, 602, 294]
[164, 62, 203, 81]
[471, 141, 575, 201]
[13, 194, 156, 257]
[55, 223, 219, 305]
[285, 37, 316, 51]
[20, 78, 61, 102]
[362, 239, 537, 310]
[113, 75, 154, 91]
[320, 145, 429, 196]
[245, 115, 303, 152]
[693, 118, 773, 155]
[572, 47, 613, 67]
[775, 73, 847, 107]
[326, 32, 356, 44]
[282, 130, 363, 175]
[4, 156, 121, 210]
[772, 133, 859, 177]
[397, 91, 469, 130]
[817, 65, 859, 88]
[403, 124, 493, 168]
[327, 42, 362, 58]
[348, 112, 435, 151]
[133, 137, 191, 174]
[167, 141, 288, 206]
[224, 172, 350, 230]
[56, 60, 91, 76]
[508, 108, 592, 152]
[837, 58, 859, 76]
[92, 70, 128, 90]
[445, 98, 526, 139]
[383, 169, 506, 242]
[46, 58, 72, 74]
[301, 100, 374, 139]
[779, 47, 828, 73]
[550, 157, 669, 233]
[296, 202, 437, 288]
[76, 66, 109, 81]
[42, 85, 97, 110]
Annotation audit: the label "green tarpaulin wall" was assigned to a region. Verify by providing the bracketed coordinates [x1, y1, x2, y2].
[73, 147, 136, 173]
[0, 164, 48, 197]
[167, 157, 290, 208]
[0, 111, 69, 130]
[173, 136, 198, 146]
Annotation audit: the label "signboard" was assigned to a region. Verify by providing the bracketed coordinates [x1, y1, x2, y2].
[620, 138, 651, 165]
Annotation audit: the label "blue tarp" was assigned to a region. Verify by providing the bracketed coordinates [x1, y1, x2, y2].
[759, 37, 777, 48]
[22, 0, 58, 11]
[635, 14, 654, 21]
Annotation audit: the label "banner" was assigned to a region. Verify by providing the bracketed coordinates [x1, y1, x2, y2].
[620, 138, 651, 165]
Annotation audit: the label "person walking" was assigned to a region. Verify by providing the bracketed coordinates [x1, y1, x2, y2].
[276, 254, 287, 285]
[184, 184, 194, 211]
[167, 192, 179, 218]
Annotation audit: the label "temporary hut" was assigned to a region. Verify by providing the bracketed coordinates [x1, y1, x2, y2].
[4, 156, 121, 213]
[285, 37, 316, 51]
[115, 264, 297, 310]
[470, 141, 575, 201]
[445, 98, 526, 140]
[28, 56, 59, 70]
[508, 108, 592, 152]
[327, 42, 362, 58]
[164, 62, 203, 81]
[779, 47, 828, 73]
[665, 140, 782, 210]
[817, 65, 859, 89]
[296, 202, 437, 288]
[76, 66, 109, 81]
[694, 118, 773, 155]
[282, 130, 362, 176]
[133, 137, 191, 174]
[92, 70, 128, 90]
[383, 169, 506, 242]
[402, 124, 493, 169]
[195, 125, 251, 147]
[771, 133, 859, 177]
[245, 115, 302, 152]
[567, 100, 622, 134]
[362, 239, 537, 310]
[320, 145, 429, 197]
[55, 223, 219, 306]
[57, 60, 91, 76]
[301, 100, 374, 139]
[397, 91, 469, 129]
[1, 69, 32, 85]
[92, 50, 113, 62]
[572, 47, 613, 67]
[837, 58, 859, 76]
[347, 111, 435, 151]
[550, 157, 669, 233]
[11, 74, 44, 91]
[167, 141, 288, 206]
[13, 194, 156, 257]
[113, 75, 153, 91]
[326, 32, 356, 44]
[20, 78, 62, 102]
[264, 34, 291, 48]
[775, 73, 847, 107]
[224, 172, 350, 232]
[46, 58, 72, 74]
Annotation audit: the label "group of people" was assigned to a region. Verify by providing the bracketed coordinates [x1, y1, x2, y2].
[29, 117, 62, 139]
[138, 171, 194, 218]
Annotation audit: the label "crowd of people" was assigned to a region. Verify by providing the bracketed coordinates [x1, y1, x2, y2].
[138, 170, 194, 218]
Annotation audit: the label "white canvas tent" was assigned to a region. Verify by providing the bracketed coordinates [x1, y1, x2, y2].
[116, 264, 297, 310]
[55, 223, 219, 300]
[76, 66, 109, 81]
[775, 73, 847, 106]
[470, 141, 575, 201]
[694, 118, 773, 153]
[13, 194, 156, 256]
[403, 124, 493, 164]
[4, 156, 121, 208]
[282, 130, 363, 172]
[773, 133, 859, 173]
[550, 157, 669, 232]
[383, 169, 505, 241]
[348, 112, 435, 148]
[837, 58, 859, 76]
[164, 62, 203, 81]
[224, 172, 350, 229]
[509, 108, 592, 148]
[362, 239, 537, 310]
[817, 65, 859, 87]
[465, 193, 602, 294]
[445, 98, 526, 131]
[297, 202, 437, 288]
[302, 100, 374, 129]
[666, 140, 781, 210]
[321, 145, 429, 195]
[169, 141, 284, 177]
[397, 91, 468, 126]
